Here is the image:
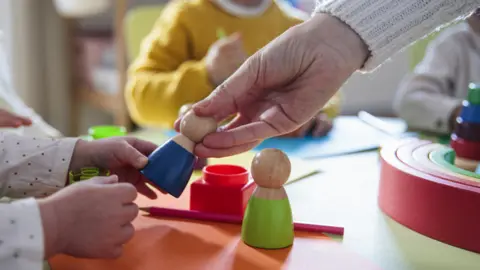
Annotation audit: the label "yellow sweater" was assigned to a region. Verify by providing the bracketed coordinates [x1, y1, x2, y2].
[125, 0, 341, 128]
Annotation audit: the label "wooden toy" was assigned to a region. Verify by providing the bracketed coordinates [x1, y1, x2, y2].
[398, 141, 480, 186]
[141, 110, 217, 197]
[139, 206, 344, 235]
[455, 157, 480, 172]
[179, 104, 208, 170]
[190, 164, 256, 216]
[450, 134, 480, 161]
[454, 118, 480, 142]
[241, 148, 294, 249]
[467, 83, 480, 104]
[379, 138, 480, 253]
[430, 148, 480, 178]
[450, 85, 480, 170]
[458, 100, 480, 123]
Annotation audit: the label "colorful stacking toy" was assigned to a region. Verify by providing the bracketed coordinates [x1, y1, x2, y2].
[451, 83, 480, 171]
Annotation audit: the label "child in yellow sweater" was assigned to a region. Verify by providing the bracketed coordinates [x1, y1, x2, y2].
[125, 0, 341, 137]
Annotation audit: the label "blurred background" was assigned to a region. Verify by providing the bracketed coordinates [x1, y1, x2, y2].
[0, 0, 412, 137]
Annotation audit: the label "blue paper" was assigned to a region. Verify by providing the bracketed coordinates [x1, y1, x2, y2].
[166, 116, 400, 159]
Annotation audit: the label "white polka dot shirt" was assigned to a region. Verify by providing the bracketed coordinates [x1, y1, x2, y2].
[0, 132, 78, 270]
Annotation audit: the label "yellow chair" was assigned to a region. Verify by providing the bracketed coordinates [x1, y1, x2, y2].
[124, 5, 165, 61]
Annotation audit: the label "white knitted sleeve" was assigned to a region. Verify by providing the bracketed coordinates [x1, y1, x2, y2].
[314, 0, 480, 71]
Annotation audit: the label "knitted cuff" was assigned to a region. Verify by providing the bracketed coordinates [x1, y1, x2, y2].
[314, 0, 479, 71]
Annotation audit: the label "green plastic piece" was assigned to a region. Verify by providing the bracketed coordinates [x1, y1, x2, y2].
[468, 83, 480, 105]
[88, 125, 126, 140]
[241, 195, 294, 249]
[429, 148, 480, 179]
[69, 167, 110, 184]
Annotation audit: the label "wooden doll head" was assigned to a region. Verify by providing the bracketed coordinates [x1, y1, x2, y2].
[180, 110, 217, 143]
[251, 148, 291, 188]
[179, 103, 193, 117]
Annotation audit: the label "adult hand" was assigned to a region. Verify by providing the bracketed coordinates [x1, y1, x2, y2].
[281, 112, 332, 138]
[39, 175, 138, 259]
[69, 137, 159, 199]
[205, 33, 248, 86]
[0, 108, 32, 128]
[178, 14, 368, 157]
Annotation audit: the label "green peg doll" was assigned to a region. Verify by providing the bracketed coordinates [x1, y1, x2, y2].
[241, 148, 294, 249]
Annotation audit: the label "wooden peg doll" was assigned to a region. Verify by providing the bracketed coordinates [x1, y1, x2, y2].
[241, 148, 294, 249]
[141, 110, 217, 197]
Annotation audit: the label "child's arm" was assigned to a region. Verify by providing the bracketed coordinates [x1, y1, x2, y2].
[0, 133, 77, 269]
[125, 3, 214, 129]
[0, 198, 45, 269]
[393, 31, 463, 134]
[0, 132, 77, 198]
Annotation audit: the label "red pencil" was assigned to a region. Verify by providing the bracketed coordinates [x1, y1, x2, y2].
[139, 207, 344, 236]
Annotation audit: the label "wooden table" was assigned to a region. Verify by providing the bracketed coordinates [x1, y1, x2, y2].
[49, 129, 480, 269]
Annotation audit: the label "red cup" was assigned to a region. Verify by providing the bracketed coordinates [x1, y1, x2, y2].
[203, 164, 249, 186]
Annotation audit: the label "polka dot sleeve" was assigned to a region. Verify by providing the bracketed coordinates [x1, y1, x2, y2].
[0, 198, 43, 270]
[0, 132, 78, 198]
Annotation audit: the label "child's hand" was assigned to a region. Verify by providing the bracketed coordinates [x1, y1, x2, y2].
[39, 175, 138, 259]
[69, 137, 161, 199]
[0, 109, 32, 128]
[205, 33, 247, 86]
[281, 113, 333, 138]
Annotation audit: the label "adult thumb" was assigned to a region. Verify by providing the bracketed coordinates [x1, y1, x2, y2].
[193, 56, 259, 121]
[90, 175, 118, 185]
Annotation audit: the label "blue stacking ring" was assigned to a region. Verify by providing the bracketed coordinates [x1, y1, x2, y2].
[141, 139, 195, 198]
[460, 101, 480, 124]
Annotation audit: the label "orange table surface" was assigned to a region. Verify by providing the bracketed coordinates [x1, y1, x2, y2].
[49, 185, 380, 270]
[49, 131, 380, 269]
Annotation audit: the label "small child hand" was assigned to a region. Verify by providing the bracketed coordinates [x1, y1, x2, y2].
[39, 175, 138, 259]
[281, 118, 315, 138]
[0, 109, 32, 128]
[69, 137, 161, 199]
[311, 113, 333, 137]
[205, 33, 247, 86]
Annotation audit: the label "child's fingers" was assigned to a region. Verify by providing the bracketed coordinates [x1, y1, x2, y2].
[312, 115, 333, 137]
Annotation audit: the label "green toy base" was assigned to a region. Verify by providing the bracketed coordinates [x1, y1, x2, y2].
[241, 195, 294, 249]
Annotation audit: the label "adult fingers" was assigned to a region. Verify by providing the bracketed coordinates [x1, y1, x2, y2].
[282, 119, 314, 138]
[194, 140, 261, 158]
[192, 55, 260, 121]
[202, 104, 298, 149]
[173, 118, 181, 132]
[201, 121, 278, 150]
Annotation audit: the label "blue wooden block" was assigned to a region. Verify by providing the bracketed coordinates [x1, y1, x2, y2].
[460, 101, 480, 124]
[141, 139, 195, 198]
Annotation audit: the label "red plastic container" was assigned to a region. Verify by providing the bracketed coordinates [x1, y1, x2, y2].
[190, 164, 255, 216]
